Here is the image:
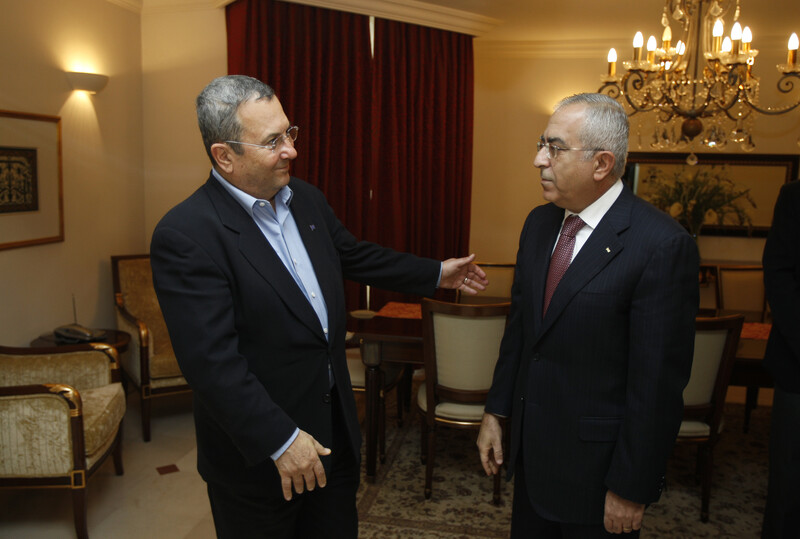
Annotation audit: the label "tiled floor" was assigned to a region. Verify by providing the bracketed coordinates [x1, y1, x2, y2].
[0, 392, 215, 539]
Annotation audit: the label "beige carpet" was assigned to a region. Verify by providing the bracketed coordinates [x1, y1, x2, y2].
[355, 396, 770, 538]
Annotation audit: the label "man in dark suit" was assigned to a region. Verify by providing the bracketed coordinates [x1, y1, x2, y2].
[150, 75, 487, 538]
[761, 180, 800, 539]
[477, 93, 698, 537]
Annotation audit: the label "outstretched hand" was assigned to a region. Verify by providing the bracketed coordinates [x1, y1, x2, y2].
[440, 254, 489, 296]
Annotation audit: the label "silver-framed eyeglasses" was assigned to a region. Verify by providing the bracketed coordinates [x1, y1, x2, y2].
[226, 125, 299, 153]
[536, 139, 603, 160]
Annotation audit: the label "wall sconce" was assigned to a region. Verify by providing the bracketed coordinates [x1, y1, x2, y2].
[65, 71, 109, 94]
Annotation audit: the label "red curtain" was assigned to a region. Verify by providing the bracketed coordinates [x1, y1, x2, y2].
[226, 0, 473, 309]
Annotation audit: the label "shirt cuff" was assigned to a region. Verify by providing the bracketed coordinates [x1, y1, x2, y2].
[271, 428, 300, 461]
[436, 262, 443, 287]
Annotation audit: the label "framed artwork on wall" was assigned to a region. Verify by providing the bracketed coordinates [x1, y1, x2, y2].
[0, 110, 63, 251]
[623, 152, 800, 238]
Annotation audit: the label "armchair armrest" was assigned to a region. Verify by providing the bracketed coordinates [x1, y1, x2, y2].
[0, 383, 85, 477]
[113, 295, 149, 385]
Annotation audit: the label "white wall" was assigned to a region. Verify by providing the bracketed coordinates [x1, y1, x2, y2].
[141, 4, 227, 238]
[0, 0, 145, 346]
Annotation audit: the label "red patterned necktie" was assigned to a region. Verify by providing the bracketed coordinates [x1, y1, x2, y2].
[543, 215, 586, 315]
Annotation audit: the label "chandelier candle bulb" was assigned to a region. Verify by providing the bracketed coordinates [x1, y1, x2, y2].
[789, 33, 799, 66]
[633, 31, 644, 61]
[722, 36, 733, 54]
[608, 48, 617, 76]
[662, 26, 672, 51]
[742, 27, 752, 54]
[647, 35, 657, 64]
[731, 22, 742, 56]
[713, 19, 724, 52]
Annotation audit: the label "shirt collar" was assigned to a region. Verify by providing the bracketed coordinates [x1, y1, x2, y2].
[211, 168, 293, 216]
[564, 179, 623, 230]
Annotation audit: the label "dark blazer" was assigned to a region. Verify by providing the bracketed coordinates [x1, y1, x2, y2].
[485, 185, 698, 524]
[150, 175, 440, 497]
[763, 181, 800, 394]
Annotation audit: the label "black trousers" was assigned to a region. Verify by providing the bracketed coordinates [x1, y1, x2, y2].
[511, 457, 641, 539]
[762, 387, 800, 539]
[207, 389, 359, 539]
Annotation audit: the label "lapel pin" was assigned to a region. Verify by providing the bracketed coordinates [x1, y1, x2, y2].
[606, 247, 611, 253]
[310, 224, 316, 231]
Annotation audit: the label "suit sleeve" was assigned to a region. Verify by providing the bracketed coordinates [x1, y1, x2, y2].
[605, 231, 699, 503]
[151, 225, 296, 465]
[763, 184, 800, 361]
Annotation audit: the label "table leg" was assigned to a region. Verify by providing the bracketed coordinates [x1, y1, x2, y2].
[361, 341, 382, 482]
[744, 385, 759, 433]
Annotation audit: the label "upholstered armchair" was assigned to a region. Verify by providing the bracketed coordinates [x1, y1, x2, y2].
[111, 254, 191, 441]
[0, 343, 126, 539]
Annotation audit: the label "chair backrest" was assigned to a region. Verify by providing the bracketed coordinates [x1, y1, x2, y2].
[422, 299, 510, 404]
[682, 314, 744, 430]
[717, 265, 766, 322]
[457, 262, 515, 304]
[110, 254, 173, 358]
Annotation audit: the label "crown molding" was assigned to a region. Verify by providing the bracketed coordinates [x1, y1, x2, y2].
[105, 0, 499, 35]
[106, 0, 142, 13]
[475, 39, 610, 60]
[280, 0, 501, 36]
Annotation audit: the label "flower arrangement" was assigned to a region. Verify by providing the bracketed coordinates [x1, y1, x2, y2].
[638, 165, 756, 237]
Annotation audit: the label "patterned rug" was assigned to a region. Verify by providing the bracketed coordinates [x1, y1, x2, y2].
[355, 395, 770, 538]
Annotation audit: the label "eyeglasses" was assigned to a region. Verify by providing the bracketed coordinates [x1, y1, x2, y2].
[536, 139, 603, 160]
[226, 125, 299, 153]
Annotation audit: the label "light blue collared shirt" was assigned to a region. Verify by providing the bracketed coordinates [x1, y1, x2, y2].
[214, 169, 332, 460]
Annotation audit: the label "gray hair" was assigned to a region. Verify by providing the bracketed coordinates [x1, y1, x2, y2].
[555, 93, 629, 180]
[196, 75, 276, 164]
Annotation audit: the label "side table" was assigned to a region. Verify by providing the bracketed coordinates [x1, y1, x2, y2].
[31, 329, 131, 354]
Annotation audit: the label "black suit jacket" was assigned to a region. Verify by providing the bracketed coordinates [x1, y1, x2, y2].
[150, 175, 440, 496]
[763, 181, 800, 393]
[485, 185, 698, 524]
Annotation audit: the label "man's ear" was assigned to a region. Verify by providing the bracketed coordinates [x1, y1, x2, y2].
[211, 142, 235, 174]
[593, 151, 616, 182]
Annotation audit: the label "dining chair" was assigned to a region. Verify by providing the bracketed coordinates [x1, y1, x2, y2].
[676, 313, 744, 522]
[456, 262, 515, 304]
[111, 254, 191, 441]
[0, 343, 126, 539]
[417, 298, 510, 503]
[717, 265, 767, 322]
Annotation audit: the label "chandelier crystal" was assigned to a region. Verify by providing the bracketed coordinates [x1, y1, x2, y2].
[599, 0, 800, 159]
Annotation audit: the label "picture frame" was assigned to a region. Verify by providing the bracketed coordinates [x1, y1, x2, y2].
[0, 110, 63, 251]
[623, 152, 800, 237]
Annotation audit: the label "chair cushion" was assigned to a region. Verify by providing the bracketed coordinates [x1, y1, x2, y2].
[417, 382, 485, 422]
[678, 418, 725, 438]
[81, 382, 126, 457]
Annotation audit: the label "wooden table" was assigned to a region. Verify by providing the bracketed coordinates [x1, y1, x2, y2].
[729, 322, 772, 432]
[350, 306, 423, 481]
[31, 329, 131, 354]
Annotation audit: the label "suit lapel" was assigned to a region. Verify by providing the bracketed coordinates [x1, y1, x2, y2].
[539, 187, 633, 334]
[524, 205, 563, 336]
[204, 177, 326, 341]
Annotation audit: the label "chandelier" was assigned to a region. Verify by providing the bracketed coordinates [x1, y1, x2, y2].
[599, 0, 800, 161]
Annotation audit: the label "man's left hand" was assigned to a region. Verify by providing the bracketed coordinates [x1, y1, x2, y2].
[604, 490, 644, 534]
[440, 254, 488, 295]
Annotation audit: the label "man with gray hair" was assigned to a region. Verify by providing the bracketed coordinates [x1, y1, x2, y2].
[477, 93, 698, 537]
[151, 75, 487, 538]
